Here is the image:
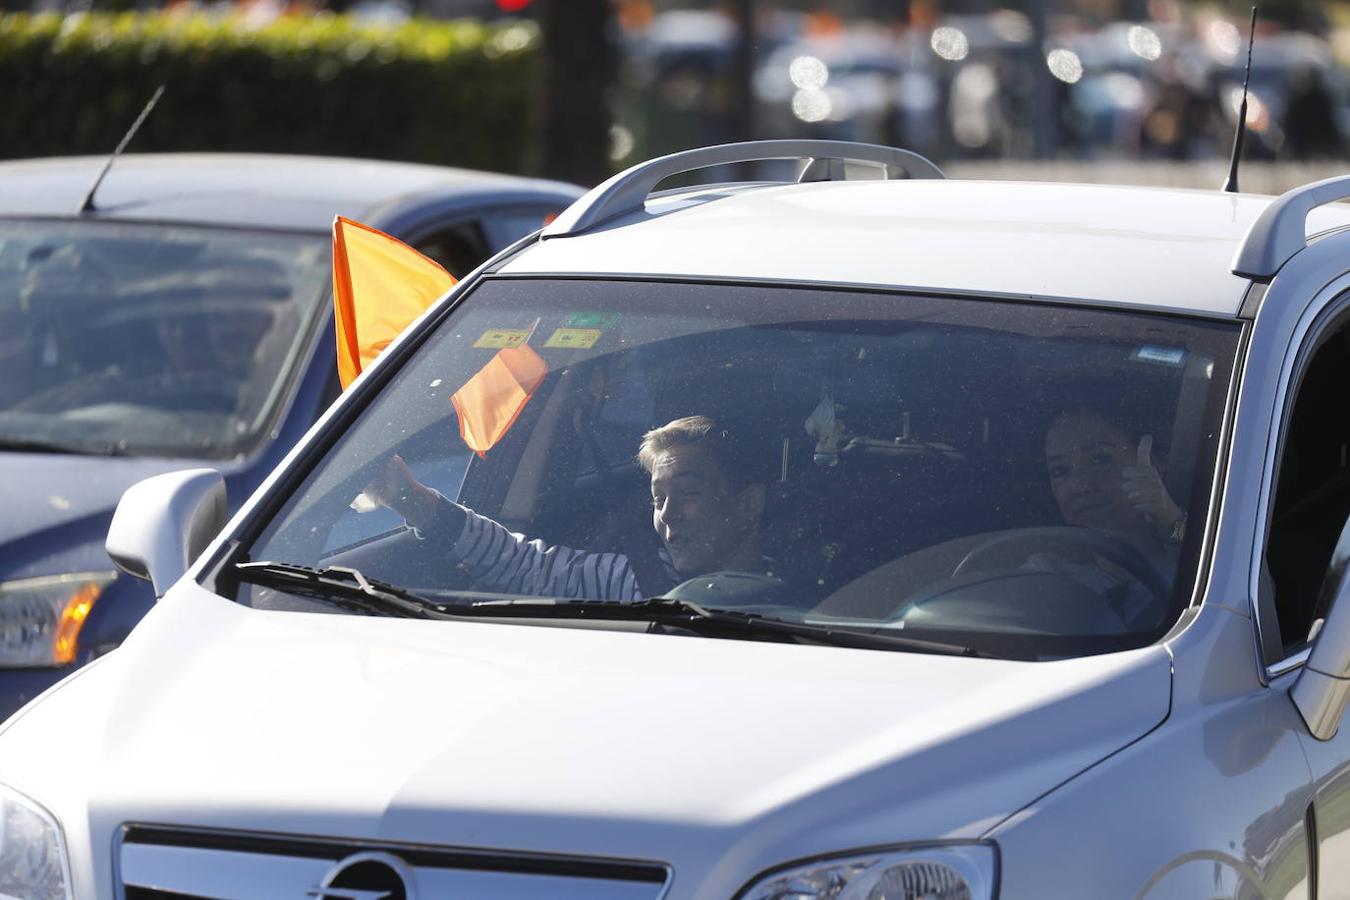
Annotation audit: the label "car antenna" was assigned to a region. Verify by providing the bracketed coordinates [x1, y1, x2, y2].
[1221, 8, 1258, 194]
[77, 83, 166, 215]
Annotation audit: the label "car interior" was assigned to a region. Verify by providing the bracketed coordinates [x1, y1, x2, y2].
[242, 279, 1239, 659]
[1266, 308, 1350, 656]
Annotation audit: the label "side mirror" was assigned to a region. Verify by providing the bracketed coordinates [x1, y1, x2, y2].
[105, 469, 228, 598]
[1291, 514, 1350, 740]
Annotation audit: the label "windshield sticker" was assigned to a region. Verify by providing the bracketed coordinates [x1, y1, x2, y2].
[566, 311, 619, 329]
[544, 328, 603, 349]
[473, 329, 531, 349]
[1131, 346, 1187, 366]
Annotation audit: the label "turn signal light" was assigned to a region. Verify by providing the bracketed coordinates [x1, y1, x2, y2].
[52, 582, 101, 666]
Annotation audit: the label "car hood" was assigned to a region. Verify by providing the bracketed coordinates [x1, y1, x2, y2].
[4, 583, 1171, 892]
[0, 452, 196, 562]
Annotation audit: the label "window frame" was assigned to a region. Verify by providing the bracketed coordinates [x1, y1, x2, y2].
[217, 274, 1243, 658]
[1253, 279, 1350, 675]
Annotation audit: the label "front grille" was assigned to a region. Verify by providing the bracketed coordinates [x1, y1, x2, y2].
[117, 824, 671, 900]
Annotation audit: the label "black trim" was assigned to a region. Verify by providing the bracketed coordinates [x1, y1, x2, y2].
[1180, 321, 1250, 621]
[120, 824, 669, 884]
[1238, 281, 1270, 319]
[482, 271, 1244, 323]
[1307, 801, 1320, 900]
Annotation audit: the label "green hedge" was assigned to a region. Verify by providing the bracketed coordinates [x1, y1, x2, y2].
[0, 12, 540, 172]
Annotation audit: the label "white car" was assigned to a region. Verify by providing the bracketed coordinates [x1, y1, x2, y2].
[3, 140, 1350, 899]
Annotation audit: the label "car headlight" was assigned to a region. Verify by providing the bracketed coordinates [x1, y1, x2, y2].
[0, 571, 115, 667]
[0, 782, 72, 900]
[738, 844, 996, 900]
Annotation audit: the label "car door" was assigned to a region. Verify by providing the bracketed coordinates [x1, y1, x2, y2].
[1254, 283, 1350, 898]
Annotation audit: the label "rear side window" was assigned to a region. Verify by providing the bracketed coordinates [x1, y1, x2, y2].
[1265, 303, 1350, 657]
[412, 222, 490, 279]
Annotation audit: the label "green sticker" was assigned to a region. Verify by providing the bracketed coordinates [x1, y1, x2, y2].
[566, 311, 619, 329]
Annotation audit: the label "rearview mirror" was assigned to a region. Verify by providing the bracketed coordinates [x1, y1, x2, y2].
[1291, 514, 1350, 740]
[105, 469, 227, 598]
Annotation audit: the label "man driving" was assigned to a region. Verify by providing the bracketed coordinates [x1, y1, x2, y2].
[1044, 408, 1185, 547]
[1027, 406, 1187, 627]
[366, 415, 770, 600]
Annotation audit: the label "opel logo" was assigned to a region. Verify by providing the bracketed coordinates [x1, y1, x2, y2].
[307, 851, 416, 900]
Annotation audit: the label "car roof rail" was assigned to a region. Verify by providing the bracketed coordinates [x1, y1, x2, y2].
[542, 140, 944, 238]
[1233, 174, 1350, 278]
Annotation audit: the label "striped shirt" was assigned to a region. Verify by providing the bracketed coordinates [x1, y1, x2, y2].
[446, 503, 680, 601]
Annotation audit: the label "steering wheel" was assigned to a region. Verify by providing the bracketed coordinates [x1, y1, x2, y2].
[952, 526, 1172, 602]
[665, 570, 816, 614]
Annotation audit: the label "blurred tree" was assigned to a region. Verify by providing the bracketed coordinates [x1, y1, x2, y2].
[728, 0, 753, 142]
[538, 0, 615, 186]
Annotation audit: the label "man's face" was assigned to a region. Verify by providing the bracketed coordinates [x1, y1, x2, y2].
[1045, 412, 1142, 532]
[649, 443, 761, 576]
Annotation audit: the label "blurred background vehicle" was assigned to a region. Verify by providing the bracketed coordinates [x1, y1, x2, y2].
[606, 1, 1350, 174]
[1205, 29, 1350, 160]
[754, 24, 907, 145]
[0, 152, 582, 720]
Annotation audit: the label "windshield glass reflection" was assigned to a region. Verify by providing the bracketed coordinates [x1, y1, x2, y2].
[0, 221, 329, 458]
[242, 278, 1238, 660]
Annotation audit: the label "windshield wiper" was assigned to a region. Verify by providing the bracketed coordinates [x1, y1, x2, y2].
[230, 568, 987, 657]
[449, 596, 989, 657]
[0, 436, 125, 456]
[234, 561, 451, 619]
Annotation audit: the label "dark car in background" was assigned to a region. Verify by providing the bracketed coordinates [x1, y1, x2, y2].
[0, 153, 583, 719]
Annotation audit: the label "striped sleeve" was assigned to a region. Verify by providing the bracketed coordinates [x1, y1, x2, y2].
[451, 507, 650, 601]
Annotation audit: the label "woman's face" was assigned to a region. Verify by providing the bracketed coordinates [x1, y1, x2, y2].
[1045, 412, 1144, 532]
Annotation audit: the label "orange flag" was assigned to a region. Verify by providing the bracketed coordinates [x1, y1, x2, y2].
[332, 216, 455, 389]
[451, 344, 548, 456]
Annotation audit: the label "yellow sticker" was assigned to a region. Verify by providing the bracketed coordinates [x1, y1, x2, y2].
[544, 328, 602, 349]
[473, 329, 530, 349]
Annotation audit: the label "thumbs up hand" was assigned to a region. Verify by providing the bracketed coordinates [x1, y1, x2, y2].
[1121, 435, 1185, 537]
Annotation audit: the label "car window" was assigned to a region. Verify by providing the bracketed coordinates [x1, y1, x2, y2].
[238, 278, 1240, 660]
[1264, 300, 1350, 658]
[412, 222, 490, 279]
[481, 209, 566, 250]
[0, 220, 330, 459]
[413, 210, 565, 277]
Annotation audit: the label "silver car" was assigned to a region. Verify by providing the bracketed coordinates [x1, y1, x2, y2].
[2, 140, 1349, 898]
[0, 153, 582, 720]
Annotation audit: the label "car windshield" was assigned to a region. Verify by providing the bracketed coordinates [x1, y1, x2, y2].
[239, 278, 1239, 660]
[0, 220, 330, 458]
